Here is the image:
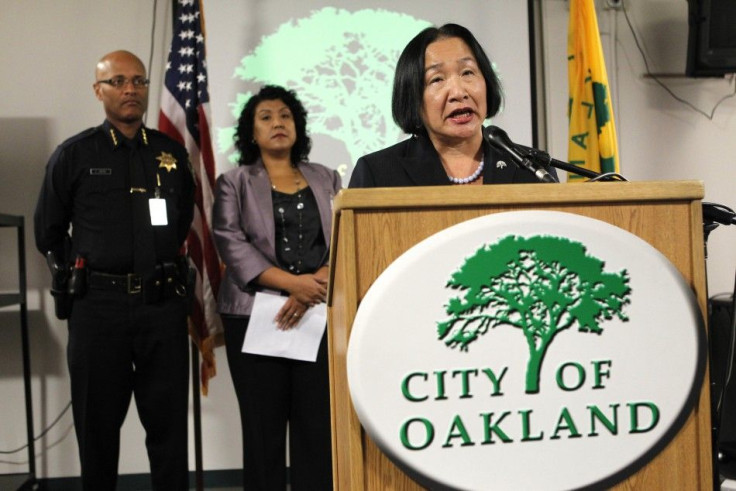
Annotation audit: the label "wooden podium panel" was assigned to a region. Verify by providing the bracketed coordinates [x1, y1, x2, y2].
[327, 181, 711, 490]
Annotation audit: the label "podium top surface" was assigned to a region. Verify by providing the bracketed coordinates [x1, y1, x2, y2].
[333, 180, 704, 212]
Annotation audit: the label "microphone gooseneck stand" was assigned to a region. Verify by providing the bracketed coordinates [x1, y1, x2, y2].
[519, 145, 628, 182]
[482, 125, 627, 183]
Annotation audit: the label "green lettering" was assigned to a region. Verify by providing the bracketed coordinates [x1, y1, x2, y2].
[628, 402, 660, 433]
[551, 408, 582, 439]
[582, 101, 594, 118]
[588, 404, 619, 436]
[452, 368, 478, 399]
[592, 360, 612, 389]
[481, 367, 508, 396]
[434, 370, 448, 401]
[401, 372, 428, 402]
[556, 362, 586, 391]
[480, 412, 513, 444]
[442, 415, 475, 448]
[519, 409, 544, 441]
[400, 418, 434, 450]
[571, 132, 589, 150]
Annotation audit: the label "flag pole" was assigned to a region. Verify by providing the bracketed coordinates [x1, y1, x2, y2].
[167, 3, 204, 488]
[191, 338, 204, 491]
[159, 0, 222, 483]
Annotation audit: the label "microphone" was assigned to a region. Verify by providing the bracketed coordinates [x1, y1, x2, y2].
[483, 126, 558, 183]
[703, 202, 736, 226]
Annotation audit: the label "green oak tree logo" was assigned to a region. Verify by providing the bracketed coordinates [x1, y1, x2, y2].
[217, 7, 431, 173]
[437, 235, 631, 393]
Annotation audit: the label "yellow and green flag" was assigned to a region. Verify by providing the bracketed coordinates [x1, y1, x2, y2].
[568, 0, 619, 180]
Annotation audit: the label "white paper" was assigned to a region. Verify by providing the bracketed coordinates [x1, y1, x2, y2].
[242, 292, 327, 362]
[149, 198, 168, 226]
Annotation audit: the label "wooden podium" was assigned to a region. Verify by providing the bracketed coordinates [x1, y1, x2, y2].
[327, 181, 712, 490]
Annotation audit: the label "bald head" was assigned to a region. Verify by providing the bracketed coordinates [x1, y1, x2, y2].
[93, 50, 149, 138]
[95, 50, 146, 80]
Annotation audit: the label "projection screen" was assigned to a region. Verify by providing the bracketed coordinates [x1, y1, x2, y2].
[204, 1, 534, 181]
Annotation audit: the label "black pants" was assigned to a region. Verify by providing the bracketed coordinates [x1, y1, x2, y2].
[68, 289, 189, 491]
[223, 316, 333, 491]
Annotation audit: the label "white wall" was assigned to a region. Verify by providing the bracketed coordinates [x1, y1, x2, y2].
[541, 0, 736, 299]
[1, 0, 734, 482]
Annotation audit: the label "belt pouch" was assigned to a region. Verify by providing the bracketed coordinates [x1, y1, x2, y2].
[163, 261, 187, 300]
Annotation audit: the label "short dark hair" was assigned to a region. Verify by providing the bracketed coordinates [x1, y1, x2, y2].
[392, 23, 503, 136]
[234, 85, 312, 166]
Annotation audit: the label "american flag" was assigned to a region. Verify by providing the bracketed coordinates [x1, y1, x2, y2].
[159, 0, 222, 395]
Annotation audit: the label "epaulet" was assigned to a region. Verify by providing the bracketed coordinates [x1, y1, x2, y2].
[57, 126, 101, 149]
[143, 126, 165, 138]
[144, 127, 187, 150]
[143, 126, 176, 142]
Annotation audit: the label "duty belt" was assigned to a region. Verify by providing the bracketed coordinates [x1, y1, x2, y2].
[88, 271, 144, 294]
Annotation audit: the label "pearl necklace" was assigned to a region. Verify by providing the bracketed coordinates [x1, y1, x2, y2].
[447, 158, 484, 185]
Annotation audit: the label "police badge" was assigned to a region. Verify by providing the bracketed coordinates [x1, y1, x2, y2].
[156, 152, 178, 172]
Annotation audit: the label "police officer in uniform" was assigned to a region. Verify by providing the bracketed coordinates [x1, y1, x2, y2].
[34, 50, 195, 490]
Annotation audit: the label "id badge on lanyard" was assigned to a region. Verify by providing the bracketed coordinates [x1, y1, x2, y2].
[149, 173, 168, 226]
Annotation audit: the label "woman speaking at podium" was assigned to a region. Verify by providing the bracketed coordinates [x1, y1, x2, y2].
[349, 23, 551, 188]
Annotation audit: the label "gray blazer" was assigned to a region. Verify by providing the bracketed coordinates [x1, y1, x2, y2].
[213, 159, 342, 316]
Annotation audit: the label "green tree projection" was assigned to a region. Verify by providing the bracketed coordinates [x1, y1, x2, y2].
[217, 7, 431, 171]
[437, 235, 631, 393]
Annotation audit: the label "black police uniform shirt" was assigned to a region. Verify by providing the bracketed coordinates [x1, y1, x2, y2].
[34, 120, 195, 275]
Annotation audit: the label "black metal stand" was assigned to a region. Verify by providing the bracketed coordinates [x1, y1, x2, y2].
[519, 145, 627, 181]
[702, 202, 736, 489]
[0, 214, 36, 490]
[191, 340, 203, 491]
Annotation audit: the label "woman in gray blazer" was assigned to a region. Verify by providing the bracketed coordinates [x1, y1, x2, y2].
[213, 85, 341, 490]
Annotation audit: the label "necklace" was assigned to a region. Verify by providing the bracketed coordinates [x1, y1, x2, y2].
[271, 166, 302, 193]
[273, 167, 305, 273]
[447, 158, 484, 184]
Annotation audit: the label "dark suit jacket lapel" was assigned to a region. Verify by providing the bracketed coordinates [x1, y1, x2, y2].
[398, 135, 452, 186]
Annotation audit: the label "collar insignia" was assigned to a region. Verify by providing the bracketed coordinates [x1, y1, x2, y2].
[157, 152, 178, 173]
[497, 160, 507, 169]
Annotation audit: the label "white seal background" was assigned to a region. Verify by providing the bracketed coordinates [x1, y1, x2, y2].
[347, 210, 705, 491]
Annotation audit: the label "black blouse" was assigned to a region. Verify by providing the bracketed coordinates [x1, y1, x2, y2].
[272, 186, 326, 274]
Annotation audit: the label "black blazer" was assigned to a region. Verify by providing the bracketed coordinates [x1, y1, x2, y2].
[349, 133, 549, 188]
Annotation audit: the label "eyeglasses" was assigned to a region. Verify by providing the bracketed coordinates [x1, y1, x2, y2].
[96, 76, 150, 89]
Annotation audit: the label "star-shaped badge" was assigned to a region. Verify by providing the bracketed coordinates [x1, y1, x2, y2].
[156, 152, 178, 173]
